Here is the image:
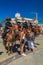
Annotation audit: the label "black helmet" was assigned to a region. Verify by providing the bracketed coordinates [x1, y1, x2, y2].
[6, 17, 11, 21]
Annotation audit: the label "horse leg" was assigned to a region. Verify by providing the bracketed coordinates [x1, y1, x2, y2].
[20, 43, 24, 54]
[3, 39, 7, 50]
[7, 42, 11, 55]
[10, 46, 13, 54]
[8, 42, 13, 55]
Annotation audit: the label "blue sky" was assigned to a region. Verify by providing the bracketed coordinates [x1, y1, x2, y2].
[0, 0, 43, 23]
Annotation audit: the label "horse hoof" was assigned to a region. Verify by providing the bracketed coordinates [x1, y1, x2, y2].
[8, 52, 11, 55]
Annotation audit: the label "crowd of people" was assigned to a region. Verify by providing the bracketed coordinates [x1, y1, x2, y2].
[2, 17, 41, 56]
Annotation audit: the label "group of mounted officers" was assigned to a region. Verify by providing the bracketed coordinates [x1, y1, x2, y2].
[2, 17, 41, 56]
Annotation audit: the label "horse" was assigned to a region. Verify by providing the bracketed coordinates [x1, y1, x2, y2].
[2, 27, 15, 55]
[31, 26, 40, 36]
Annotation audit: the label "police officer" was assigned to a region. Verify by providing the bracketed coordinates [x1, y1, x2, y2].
[2, 17, 12, 38]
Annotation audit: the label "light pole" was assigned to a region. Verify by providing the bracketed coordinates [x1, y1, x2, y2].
[36, 12, 38, 24]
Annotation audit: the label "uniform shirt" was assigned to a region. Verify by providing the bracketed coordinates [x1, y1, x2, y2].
[5, 21, 12, 29]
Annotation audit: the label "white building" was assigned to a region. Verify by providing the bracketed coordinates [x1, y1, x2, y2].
[11, 13, 38, 24]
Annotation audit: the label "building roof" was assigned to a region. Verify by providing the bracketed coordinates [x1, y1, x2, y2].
[11, 17, 37, 24]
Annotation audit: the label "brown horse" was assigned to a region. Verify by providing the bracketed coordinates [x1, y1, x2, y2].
[32, 26, 40, 36]
[2, 27, 14, 55]
[12, 23, 20, 40]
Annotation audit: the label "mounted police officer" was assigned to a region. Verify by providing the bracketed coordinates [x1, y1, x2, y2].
[2, 17, 12, 38]
[29, 22, 33, 28]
